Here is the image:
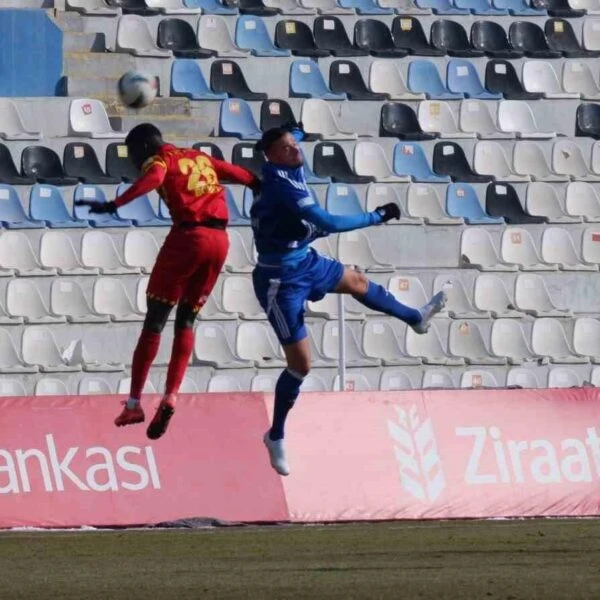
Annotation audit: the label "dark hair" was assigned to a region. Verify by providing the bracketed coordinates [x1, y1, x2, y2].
[256, 127, 288, 154]
[125, 123, 163, 150]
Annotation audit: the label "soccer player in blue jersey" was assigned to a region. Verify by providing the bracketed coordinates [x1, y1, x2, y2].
[251, 127, 446, 476]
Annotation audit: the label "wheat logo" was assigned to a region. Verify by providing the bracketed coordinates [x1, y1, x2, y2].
[387, 405, 446, 502]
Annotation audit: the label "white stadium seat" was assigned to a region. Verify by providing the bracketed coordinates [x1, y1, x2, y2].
[146, 0, 202, 13]
[513, 141, 567, 181]
[448, 320, 506, 365]
[522, 61, 578, 99]
[0, 231, 54, 277]
[207, 374, 243, 393]
[93, 277, 144, 322]
[0, 378, 27, 396]
[406, 321, 462, 365]
[506, 367, 541, 388]
[236, 322, 286, 368]
[50, 279, 109, 324]
[225, 230, 255, 273]
[387, 275, 429, 311]
[369, 61, 424, 100]
[21, 326, 81, 372]
[562, 61, 600, 99]
[459, 99, 512, 139]
[40, 231, 98, 276]
[418, 101, 474, 139]
[548, 367, 582, 388]
[565, 181, 600, 221]
[116, 15, 172, 57]
[491, 319, 540, 365]
[69, 99, 126, 139]
[531, 318, 589, 364]
[514, 273, 571, 317]
[474, 141, 529, 182]
[379, 369, 413, 390]
[525, 182, 582, 224]
[497, 100, 555, 139]
[552, 140, 600, 180]
[81, 231, 139, 275]
[500, 228, 557, 271]
[117, 377, 156, 394]
[251, 373, 278, 392]
[407, 184, 462, 225]
[422, 369, 455, 389]
[123, 230, 160, 273]
[362, 320, 420, 365]
[0, 98, 41, 140]
[433, 275, 486, 319]
[198, 15, 250, 57]
[322, 321, 379, 367]
[333, 373, 371, 391]
[354, 142, 408, 182]
[461, 228, 517, 272]
[195, 323, 253, 368]
[460, 369, 500, 389]
[301, 99, 356, 140]
[221, 275, 266, 319]
[573, 317, 600, 362]
[6, 279, 65, 324]
[78, 376, 113, 395]
[35, 378, 69, 396]
[541, 227, 597, 271]
[473, 274, 522, 318]
[337, 230, 393, 272]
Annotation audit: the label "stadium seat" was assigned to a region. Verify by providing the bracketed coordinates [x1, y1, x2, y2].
[116, 15, 172, 57]
[406, 321, 462, 365]
[446, 59, 501, 99]
[238, 0, 279, 16]
[193, 141, 226, 161]
[362, 320, 419, 365]
[235, 16, 291, 56]
[592, 142, 600, 175]
[340, 0, 394, 12]
[329, 60, 387, 100]
[106, 143, 140, 182]
[231, 143, 265, 178]
[313, 16, 369, 56]
[313, 142, 374, 183]
[307, 292, 366, 320]
[0, 144, 33, 185]
[333, 373, 372, 392]
[198, 15, 250, 57]
[576, 104, 600, 139]
[300, 0, 355, 12]
[157, 18, 214, 58]
[382, 102, 435, 140]
[21, 146, 78, 186]
[490, 319, 540, 364]
[185, 0, 238, 13]
[225, 229, 255, 272]
[501, 227, 557, 270]
[461, 228, 518, 271]
[474, 141, 529, 182]
[225, 186, 250, 226]
[546, 19, 597, 58]
[264, 0, 316, 13]
[366, 183, 422, 224]
[0, 185, 44, 229]
[63, 143, 119, 184]
[394, 143, 450, 182]
[562, 61, 600, 99]
[391, 16, 444, 55]
[123, 230, 159, 273]
[354, 18, 408, 57]
[301, 99, 356, 140]
[322, 321, 380, 367]
[552, 140, 599, 180]
[459, 99, 511, 138]
[67, 0, 122, 15]
[275, 19, 329, 56]
[210, 60, 267, 100]
[415, 0, 469, 13]
[147, 0, 203, 12]
[0, 98, 41, 140]
[157, 199, 173, 224]
[219, 98, 262, 139]
[492, 0, 546, 14]
[581, 227, 600, 266]
[541, 227, 597, 271]
[498, 100, 556, 139]
[81, 231, 139, 275]
[513, 141, 567, 181]
[206, 374, 243, 392]
[260, 99, 298, 131]
[583, 18, 600, 53]
[532, 318, 589, 364]
[0, 378, 26, 396]
[116, 0, 159, 15]
[417, 100, 472, 138]
[369, 61, 425, 100]
[565, 181, 600, 221]
[433, 141, 491, 182]
[446, 183, 504, 224]
[6, 280, 64, 324]
[170, 59, 227, 100]
[354, 141, 408, 181]
[473, 274, 522, 318]
[486, 182, 545, 224]
[249, 373, 277, 392]
[514, 273, 571, 317]
[547, 0, 586, 17]
[0, 329, 36, 373]
[522, 61, 579, 98]
[302, 149, 332, 183]
[525, 181, 582, 223]
[115, 183, 165, 226]
[34, 378, 69, 396]
[407, 183, 462, 223]
[506, 367, 541, 388]
[236, 322, 286, 367]
[221, 275, 265, 318]
[22, 327, 81, 372]
[289, 59, 346, 99]
[73, 185, 133, 227]
[70, 98, 125, 139]
[338, 230, 393, 271]
[485, 59, 543, 100]
[509, 21, 562, 59]
[118, 377, 156, 394]
[93, 277, 144, 322]
[29, 184, 86, 229]
[421, 369, 455, 389]
[433, 275, 484, 318]
[0, 231, 54, 277]
[456, 0, 508, 11]
[460, 369, 500, 389]
[573, 318, 600, 362]
[387, 273, 429, 308]
[548, 367, 582, 388]
[78, 377, 113, 395]
[40, 231, 96, 277]
[431, 20, 485, 57]
[326, 183, 364, 215]
[379, 369, 414, 391]
[381, 0, 432, 13]
[407, 60, 463, 99]
[470, 20, 522, 58]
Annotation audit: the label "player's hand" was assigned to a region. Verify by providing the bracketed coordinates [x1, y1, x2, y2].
[75, 200, 117, 214]
[283, 120, 306, 143]
[375, 203, 401, 223]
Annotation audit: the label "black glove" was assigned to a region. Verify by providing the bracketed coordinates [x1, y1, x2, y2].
[375, 202, 400, 223]
[249, 178, 261, 196]
[74, 200, 117, 214]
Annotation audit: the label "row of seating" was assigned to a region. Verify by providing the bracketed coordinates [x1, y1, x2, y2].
[112, 14, 600, 60]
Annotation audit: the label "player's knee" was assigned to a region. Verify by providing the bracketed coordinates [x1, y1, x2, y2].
[287, 358, 310, 378]
[144, 299, 172, 333]
[174, 302, 198, 330]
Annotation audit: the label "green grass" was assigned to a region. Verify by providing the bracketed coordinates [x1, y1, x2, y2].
[1, 520, 599, 600]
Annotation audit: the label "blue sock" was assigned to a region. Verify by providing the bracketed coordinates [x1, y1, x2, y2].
[269, 368, 303, 441]
[355, 281, 421, 326]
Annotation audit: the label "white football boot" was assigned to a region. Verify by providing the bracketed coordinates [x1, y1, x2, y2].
[263, 431, 290, 476]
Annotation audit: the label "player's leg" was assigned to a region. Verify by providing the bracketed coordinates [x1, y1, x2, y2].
[334, 267, 446, 334]
[115, 298, 173, 427]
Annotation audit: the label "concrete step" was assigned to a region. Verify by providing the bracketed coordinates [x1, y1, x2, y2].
[63, 32, 106, 53]
[117, 113, 216, 140]
[49, 10, 85, 33]
[105, 97, 192, 117]
[64, 52, 135, 78]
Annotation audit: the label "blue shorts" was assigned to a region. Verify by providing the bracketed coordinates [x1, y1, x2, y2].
[252, 249, 345, 345]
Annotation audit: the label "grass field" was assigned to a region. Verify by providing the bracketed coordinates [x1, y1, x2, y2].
[1, 520, 599, 600]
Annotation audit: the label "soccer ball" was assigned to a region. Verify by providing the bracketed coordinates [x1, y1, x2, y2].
[117, 70, 158, 109]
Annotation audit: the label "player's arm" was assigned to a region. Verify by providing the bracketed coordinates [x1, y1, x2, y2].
[209, 156, 261, 192]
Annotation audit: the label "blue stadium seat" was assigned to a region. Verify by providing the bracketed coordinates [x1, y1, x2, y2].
[184, 0, 238, 13]
[408, 60, 463, 100]
[492, 0, 546, 14]
[454, 0, 508, 13]
[0, 184, 44, 229]
[73, 185, 132, 228]
[170, 60, 227, 100]
[226, 186, 250, 226]
[339, 0, 393, 13]
[158, 199, 173, 224]
[393, 143, 451, 182]
[326, 183, 364, 215]
[446, 183, 504, 223]
[289, 60, 346, 99]
[235, 16, 291, 56]
[415, 0, 469, 14]
[115, 184, 167, 226]
[301, 148, 331, 183]
[29, 184, 88, 228]
[243, 186, 254, 218]
[446, 59, 502, 99]
[219, 98, 262, 139]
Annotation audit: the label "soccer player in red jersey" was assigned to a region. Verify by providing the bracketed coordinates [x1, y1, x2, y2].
[81, 124, 259, 439]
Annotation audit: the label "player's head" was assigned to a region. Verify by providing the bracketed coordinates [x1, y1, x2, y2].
[125, 123, 164, 169]
[257, 128, 303, 168]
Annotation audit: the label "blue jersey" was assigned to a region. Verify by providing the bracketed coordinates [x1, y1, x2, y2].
[251, 161, 382, 267]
